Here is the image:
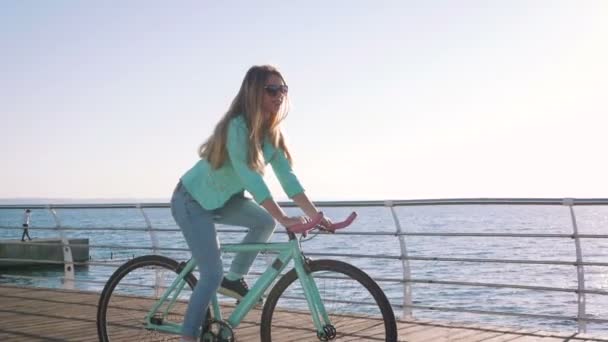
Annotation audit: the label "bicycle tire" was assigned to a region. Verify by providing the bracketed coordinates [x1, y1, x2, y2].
[260, 259, 397, 341]
[97, 255, 200, 341]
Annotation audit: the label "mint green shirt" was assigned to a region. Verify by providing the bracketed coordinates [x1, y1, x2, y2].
[180, 115, 304, 210]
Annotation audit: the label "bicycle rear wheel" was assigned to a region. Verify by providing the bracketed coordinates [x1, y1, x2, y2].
[260, 259, 397, 341]
[97, 255, 198, 341]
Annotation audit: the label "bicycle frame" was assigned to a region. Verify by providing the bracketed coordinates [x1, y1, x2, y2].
[143, 237, 331, 337]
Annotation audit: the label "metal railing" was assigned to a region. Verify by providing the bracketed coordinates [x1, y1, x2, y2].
[1, 198, 607, 334]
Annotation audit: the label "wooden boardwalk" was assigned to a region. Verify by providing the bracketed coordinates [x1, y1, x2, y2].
[0, 285, 607, 342]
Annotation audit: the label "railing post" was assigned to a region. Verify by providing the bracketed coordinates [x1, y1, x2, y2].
[386, 200, 413, 319]
[137, 203, 161, 295]
[48, 205, 75, 290]
[137, 203, 158, 255]
[564, 198, 587, 333]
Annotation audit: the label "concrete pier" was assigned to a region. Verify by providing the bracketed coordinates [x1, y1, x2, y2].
[0, 238, 89, 267]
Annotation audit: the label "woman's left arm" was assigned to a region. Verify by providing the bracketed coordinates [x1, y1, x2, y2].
[292, 192, 332, 228]
[291, 192, 319, 218]
[269, 147, 332, 227]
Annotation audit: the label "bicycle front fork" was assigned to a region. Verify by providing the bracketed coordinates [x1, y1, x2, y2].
[294, 256, 335, 339]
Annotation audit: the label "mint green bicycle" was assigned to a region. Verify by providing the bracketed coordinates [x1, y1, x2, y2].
[96, 212, 397, 341]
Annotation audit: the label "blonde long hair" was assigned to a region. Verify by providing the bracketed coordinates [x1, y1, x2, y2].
[199, 65, 293, 173]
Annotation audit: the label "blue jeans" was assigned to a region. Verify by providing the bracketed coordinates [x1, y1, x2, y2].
[170, 181, 276, 337]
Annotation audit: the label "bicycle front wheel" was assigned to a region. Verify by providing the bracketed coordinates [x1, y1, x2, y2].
[97, 255, 198, 341]
[260, 259, 397, 341]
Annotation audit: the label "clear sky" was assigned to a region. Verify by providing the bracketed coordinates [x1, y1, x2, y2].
[1, 1, 607, 201]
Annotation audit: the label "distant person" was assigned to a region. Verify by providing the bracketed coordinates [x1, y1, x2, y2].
[21, 209, 32, 241]
[170, 65, 333, 341]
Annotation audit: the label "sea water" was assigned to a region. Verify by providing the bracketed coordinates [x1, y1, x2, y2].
[0, 204, 607, 334]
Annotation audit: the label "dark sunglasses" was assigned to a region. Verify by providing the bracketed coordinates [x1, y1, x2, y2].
[264, 84, 289, 97]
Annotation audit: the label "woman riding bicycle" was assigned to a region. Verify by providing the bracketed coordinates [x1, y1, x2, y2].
[170, 64, 332, 341]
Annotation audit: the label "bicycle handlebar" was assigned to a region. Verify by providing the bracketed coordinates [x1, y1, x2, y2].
[286, 211, 357, 235]
[326, 211, 357, 231]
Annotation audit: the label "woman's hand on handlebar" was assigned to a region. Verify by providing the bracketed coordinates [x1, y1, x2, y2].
[279, 215, 308, 228]
[319, 216, 333, 230]
[284, 212, 356, 235]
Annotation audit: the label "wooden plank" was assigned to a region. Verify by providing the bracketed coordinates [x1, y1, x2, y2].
[1, 285, 607, 342]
